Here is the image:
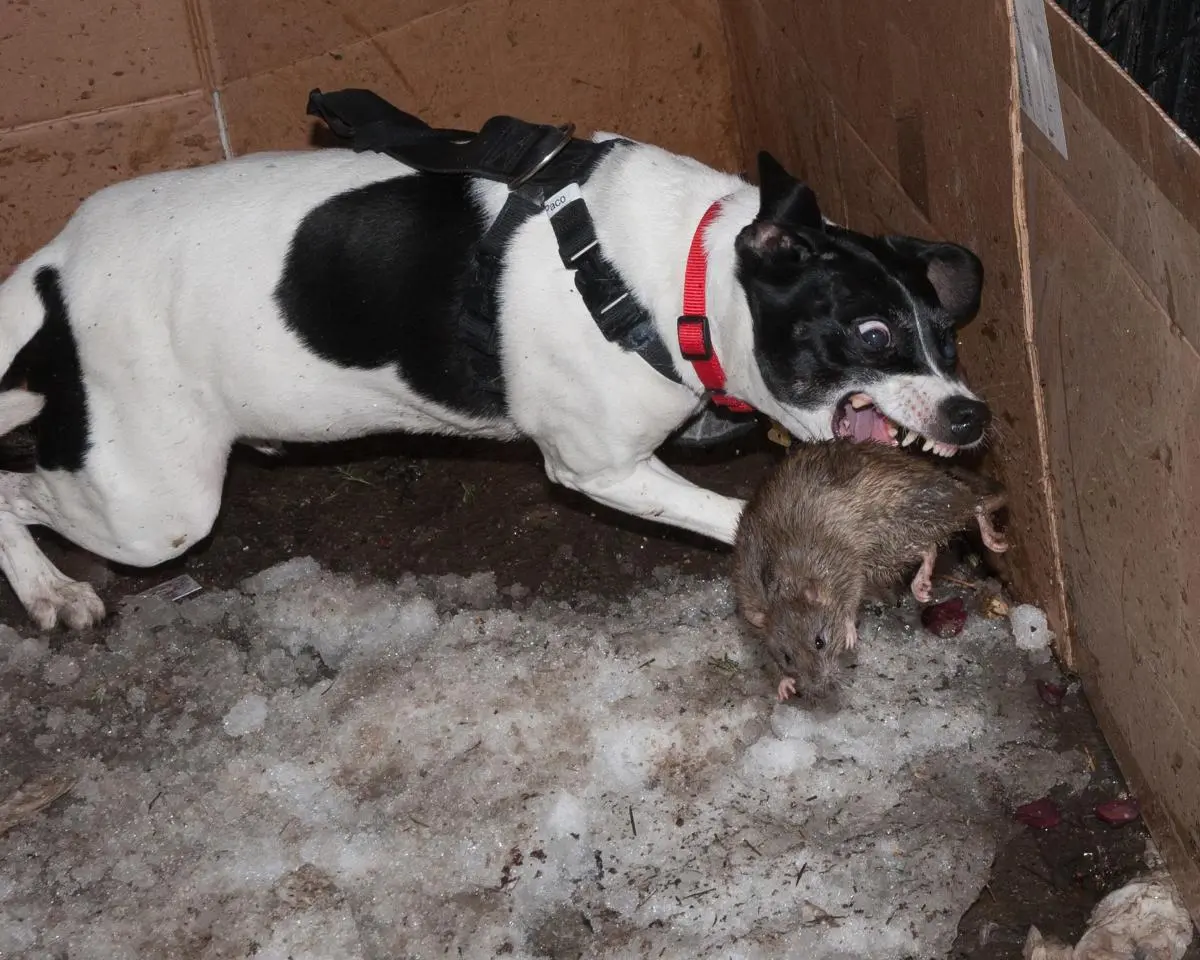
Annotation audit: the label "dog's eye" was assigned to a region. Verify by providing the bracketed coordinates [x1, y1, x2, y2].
[856, 319, 892, 351]
[814, 635, 826, 651]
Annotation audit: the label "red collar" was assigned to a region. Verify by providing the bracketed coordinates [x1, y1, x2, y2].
[676, 200, 754, 414]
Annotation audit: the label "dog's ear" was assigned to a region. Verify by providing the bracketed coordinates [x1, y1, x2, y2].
[885, 236, 984, 325]
[735, 221, 818, 280]
[756, 151, 823, 230]
[739, 153, 824, 278]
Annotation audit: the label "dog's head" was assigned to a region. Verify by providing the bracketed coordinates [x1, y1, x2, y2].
[735, 152, 991, 455]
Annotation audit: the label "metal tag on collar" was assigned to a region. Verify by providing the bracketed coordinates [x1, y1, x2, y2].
[509, 122, 576, 189]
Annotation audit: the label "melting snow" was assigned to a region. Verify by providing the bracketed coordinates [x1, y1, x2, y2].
[0, 559, 1088, 958]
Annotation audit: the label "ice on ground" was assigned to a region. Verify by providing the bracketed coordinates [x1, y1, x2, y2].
[0, 559, 1089, 959]
[223, 694, 269, 737]
[1010, 603, 1054, 652]
[42, 655, 81, 687]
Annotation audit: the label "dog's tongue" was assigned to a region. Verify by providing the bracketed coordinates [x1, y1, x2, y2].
[848, 406, 893, 443]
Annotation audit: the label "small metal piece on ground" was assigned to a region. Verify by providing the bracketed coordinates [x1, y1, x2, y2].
[129, 574, 203, 605]
[766, 421, 792, 447]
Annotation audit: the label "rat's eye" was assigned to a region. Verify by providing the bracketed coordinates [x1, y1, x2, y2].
[856, 319, 892, 351]
[814, 635, 827, 651]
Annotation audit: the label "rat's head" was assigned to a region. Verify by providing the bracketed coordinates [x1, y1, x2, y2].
[735, 151, 991, 457]
[749, 582, 849, 697]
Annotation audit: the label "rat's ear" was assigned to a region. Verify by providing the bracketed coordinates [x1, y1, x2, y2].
[801, 579, 825, 605]
[744, 607, 767, 630]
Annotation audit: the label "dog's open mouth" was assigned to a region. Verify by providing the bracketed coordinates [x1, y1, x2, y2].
[833, 393, 959, 457]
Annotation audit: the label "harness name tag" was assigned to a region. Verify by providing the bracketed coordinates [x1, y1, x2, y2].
[544, 183, 583, 218]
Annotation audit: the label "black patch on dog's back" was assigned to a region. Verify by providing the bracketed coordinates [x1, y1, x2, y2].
[274, 174, 505, 419]
[0, 267, 92, 471]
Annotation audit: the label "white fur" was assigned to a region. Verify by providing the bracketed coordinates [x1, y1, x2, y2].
[870, 373, 984, 442]
[0, 135, 973, 630]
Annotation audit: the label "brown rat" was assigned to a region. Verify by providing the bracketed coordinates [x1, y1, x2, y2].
[732, 439, 1007, 701]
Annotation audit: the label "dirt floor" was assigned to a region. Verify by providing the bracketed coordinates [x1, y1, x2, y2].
[0, 429, 1192, 957]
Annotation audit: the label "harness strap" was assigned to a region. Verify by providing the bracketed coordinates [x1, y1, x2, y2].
[308, 89, 579, 188]
[458, 192, 543, 399]
[307, 87, 684, 392]
[543, 185, 680, 383]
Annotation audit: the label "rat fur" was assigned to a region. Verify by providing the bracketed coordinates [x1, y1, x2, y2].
[732, 439, 1007, 701]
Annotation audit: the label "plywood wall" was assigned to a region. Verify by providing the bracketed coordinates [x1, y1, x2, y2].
[1023, 2, 1200, 914]
[718, 0, 1069, 641]
[0, 0, 738, 278]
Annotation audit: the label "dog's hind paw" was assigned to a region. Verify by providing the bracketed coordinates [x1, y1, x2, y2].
[26, 579, 106, 631]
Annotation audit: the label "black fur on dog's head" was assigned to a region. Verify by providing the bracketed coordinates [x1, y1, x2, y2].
[735, 151, 991, 456]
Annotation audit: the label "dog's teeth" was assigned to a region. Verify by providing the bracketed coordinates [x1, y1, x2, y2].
[849, 394, 872, 410]
[902, 430, 918, 447]
[886, 422, 899, 439]
[922, 438, 935, 452]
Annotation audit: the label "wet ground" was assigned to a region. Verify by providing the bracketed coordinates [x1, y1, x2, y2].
[0, 429, 1191, 957]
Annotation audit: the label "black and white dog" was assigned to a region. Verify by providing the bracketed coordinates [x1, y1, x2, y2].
[0, 101, 990, 631]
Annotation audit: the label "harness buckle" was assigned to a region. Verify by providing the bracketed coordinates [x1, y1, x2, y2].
[509, 123, 576, 188]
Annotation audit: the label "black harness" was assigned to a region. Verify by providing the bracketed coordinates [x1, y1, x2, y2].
[306, 88, 683, 407]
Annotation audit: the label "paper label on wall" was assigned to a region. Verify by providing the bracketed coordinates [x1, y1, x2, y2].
[1012, 0, 1069, 158]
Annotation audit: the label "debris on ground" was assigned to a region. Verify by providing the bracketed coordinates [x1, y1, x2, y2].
[1023, 871, 1194, 959]
[1010, 604, 1054, 653]
[980, 592, 1011, 620]
[1095, 798, 1141, 827]
[1037, 680, 1067, 708]
[922, 597, 969, 637]
[1016, 797, 1063, 830]
[0, 774, 76, 836]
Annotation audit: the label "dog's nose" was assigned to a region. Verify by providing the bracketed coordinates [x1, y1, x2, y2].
[941, 396, 991, 444]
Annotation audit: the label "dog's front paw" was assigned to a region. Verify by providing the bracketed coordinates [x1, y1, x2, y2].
[26, 578, 106, 631]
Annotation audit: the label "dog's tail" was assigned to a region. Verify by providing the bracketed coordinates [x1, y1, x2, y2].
[0, 256, 54, 437]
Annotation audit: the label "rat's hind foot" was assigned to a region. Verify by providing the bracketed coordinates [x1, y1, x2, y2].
[777, 677, 797, 701]
[976, 508, 1009, 553]
[910, 548, 937, 603]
